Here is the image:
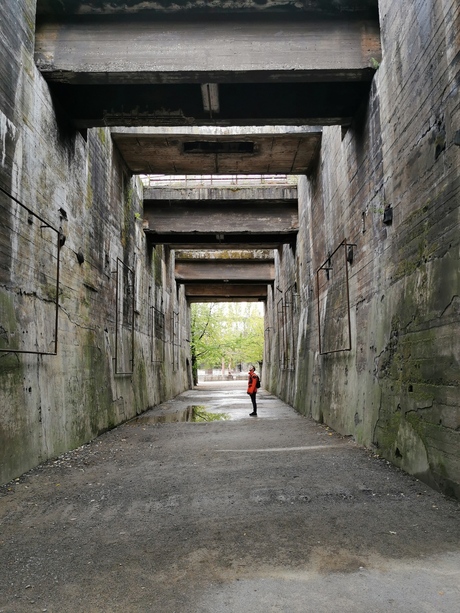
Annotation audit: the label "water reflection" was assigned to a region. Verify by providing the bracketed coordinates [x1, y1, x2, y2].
[133, 405, 230, 424]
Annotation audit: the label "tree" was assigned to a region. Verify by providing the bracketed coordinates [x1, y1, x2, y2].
[190, 302, 264, 384]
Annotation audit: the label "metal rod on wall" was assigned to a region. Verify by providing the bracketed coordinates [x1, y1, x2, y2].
[0, 188, 60, 356]
[316, 267, 322, 355]
[316, 239, 355, 356]
[113, 258, 135, 375]
[53, 232, 61, 355]
[344, 240, 352, 352]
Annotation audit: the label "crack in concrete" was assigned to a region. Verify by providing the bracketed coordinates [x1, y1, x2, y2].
[440, 294, 459, 318]
[58, 305, 99, 333]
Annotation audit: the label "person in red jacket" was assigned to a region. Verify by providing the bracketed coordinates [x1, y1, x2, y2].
[247, 366, 259, 416]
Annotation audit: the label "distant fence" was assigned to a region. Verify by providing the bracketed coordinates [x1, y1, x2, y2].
[197, 367, 258, 383]
[201, 374, 248, 382]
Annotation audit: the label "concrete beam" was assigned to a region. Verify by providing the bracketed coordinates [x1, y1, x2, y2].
[147, 235, 295, 249]
[143, 199, 298, 247]
[35, 16, 380, 127]
[143, 200, 298, 236]
[112, 128, 321, 175]
[143, 182, 298, 201]
[175, 249, 274, 260]
[35, 18, 380, 84]
[36, 1, 379, 18]
[175, 259, 275, 284]
[184, 283, 268, 303]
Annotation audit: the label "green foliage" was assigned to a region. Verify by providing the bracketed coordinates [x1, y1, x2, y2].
[191, 302, 264, 374]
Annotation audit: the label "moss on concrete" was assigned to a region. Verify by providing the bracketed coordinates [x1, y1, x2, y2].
[97, 127, 107, 145]
[85, 181, 93, 211]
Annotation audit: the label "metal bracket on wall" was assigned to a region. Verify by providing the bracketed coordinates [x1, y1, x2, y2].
[316, 239, 356, 356]
[0, 186, 61, 356]
[276, 295, 286, 369]
[113, 258, 135, 375]
[283, 283, 299, 370]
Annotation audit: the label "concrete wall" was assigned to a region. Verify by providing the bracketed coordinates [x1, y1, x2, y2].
[0, 0, 191, 484]
[265, 0, 459, 498]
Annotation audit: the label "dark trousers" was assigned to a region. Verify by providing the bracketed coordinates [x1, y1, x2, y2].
[249, 392, 257, 412]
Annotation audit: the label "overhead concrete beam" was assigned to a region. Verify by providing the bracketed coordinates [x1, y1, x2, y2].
[143, 200, 298, 235]
[35, 18, 380, 84]
[143, 199, 298, 247]
[112, 127, 322, 175]
[175, 249, 274, 260]
[184, 283, 268, 303]
[143, 181, 298, 201]
[34, 15, 380, 127]
[175, 259, 275, 284]
[36, 1, 379, 19]
[147, 234, 296, 249]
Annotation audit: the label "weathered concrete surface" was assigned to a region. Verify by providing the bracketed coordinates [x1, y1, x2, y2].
[143, 188, 298, 249]
[175, 259, 275, 283]
[265, 0, 460, 498]
[177, 250, 274, 301]
[144, 184, 298, 201]
[35, 18, 380, 81]
[143, 201, 298, 234]
[112, 127, 322, 175]
[0, 1, 191, 484]
[35, 1, 380, 18]
[176, 249, 274, 260]
[34, 8, 380, 127]
[0, 383, 458, 612]
[185, 283, 268, 302]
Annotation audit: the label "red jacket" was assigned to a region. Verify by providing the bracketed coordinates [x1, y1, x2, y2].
[247, 371, 259, 394]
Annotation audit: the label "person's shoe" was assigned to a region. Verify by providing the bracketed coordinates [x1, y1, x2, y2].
[249, 412, 257, 416]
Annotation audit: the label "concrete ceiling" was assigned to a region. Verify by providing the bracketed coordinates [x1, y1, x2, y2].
[183, 283, 268, 303]
[175, 250, 274, 302]
[111, 127, 321, 175]
[142, 186, 299, 249]
[36, 1, 379, 18]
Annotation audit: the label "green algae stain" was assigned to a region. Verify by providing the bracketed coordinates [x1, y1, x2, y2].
[97, 128, 107, 146]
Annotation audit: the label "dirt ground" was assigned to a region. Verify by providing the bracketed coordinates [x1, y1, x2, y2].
[1, 382, 459, 613]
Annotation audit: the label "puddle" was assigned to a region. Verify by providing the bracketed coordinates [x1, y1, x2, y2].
[133, 405, 230, 424]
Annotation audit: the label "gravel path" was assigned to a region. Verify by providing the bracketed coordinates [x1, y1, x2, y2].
[1, 382, 459, 612]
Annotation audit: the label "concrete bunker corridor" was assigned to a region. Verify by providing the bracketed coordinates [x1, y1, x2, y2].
[1, 0, 459, 564]
[1, 0, 460, 608]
